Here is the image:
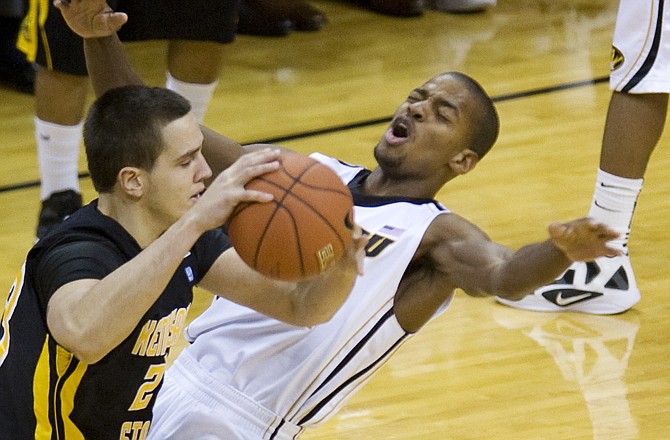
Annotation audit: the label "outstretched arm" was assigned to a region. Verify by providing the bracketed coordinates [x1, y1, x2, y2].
[432, 215, 620, 300]
[393, 215, 620, 332]
[82, 35, 145, 96]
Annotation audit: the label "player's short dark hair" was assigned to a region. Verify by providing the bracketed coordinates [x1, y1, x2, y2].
[83, 85, 192, 193]
[445, 72, 500, 160]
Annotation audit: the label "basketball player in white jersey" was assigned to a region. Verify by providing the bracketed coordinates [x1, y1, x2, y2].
[146, 72, 623, 438]
[499, 0, 669, 314]
[54, 2, 624, 438]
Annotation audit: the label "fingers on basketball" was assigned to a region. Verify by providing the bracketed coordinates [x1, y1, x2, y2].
[227, 152, 354, 281]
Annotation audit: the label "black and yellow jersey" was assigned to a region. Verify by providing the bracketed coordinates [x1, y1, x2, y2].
[0, 201, 229, 439]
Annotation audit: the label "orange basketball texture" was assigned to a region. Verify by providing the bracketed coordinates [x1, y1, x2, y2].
[227, 152, 354, 281]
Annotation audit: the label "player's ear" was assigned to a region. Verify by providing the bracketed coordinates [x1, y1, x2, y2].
[449, 149, 479, 175]
[118, 167, 145, 198]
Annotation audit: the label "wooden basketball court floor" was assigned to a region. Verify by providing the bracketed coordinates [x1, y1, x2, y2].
[1, 0, 669, 438]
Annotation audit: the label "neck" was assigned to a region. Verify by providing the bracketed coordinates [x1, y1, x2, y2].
[97, 194, 165, 249]
[363, 168, 448, 199]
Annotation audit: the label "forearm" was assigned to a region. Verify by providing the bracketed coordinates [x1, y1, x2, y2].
[200, 125, 246, 181]
[289, 259, 359, 326]
[493, 240, 571, 300]
[84, 35, 144, 98]
[49, 217, 203, 363]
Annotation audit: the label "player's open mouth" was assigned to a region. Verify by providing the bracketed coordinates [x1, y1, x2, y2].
[191, 190, 205, 201]
[385, 116, 411, 145]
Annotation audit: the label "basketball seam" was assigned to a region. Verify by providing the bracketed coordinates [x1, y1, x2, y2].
[285, 160, 353, 248]
[253, 203, 307, 279]
[252, 172, 308, 278]
[286, 190, 351, 248]
[253, 161, 328, 279]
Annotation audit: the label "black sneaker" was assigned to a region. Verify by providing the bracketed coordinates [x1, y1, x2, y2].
[36, 190, 83, 240]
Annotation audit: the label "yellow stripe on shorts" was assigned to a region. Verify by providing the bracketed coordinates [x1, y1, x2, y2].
[17, 0, 50, 66]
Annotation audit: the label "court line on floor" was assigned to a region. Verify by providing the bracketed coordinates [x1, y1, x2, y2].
[0, 75, 608, 194]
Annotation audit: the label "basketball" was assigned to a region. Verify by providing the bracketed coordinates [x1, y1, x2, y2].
[227, 152, 355, 281]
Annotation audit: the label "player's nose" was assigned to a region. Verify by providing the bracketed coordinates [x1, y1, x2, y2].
[407, 100, 426, 121]
[197, 154, 213, 182]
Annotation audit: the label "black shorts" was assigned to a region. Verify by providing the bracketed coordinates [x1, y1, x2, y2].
[18, 0, 241, 75]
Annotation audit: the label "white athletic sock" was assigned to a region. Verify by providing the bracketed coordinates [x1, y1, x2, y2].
[165, 71, 218, 124]
[35, 117, 82, 200]
[588, 169, 643, 255]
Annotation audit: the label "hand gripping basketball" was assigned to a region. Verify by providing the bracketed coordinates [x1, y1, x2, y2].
[227, 152, 355, 281]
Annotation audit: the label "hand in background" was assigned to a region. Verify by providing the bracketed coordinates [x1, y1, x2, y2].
[54, 0, 128, 38]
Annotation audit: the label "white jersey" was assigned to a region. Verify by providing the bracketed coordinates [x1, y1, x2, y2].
[149, 153, 451, 439]
[610, 0, 670, 93]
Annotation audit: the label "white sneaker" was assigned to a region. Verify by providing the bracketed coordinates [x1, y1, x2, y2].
[496, 256, 640, 314]
[429, 0, 496, 13]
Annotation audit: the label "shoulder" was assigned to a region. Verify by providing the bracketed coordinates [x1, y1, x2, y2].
[421, 212, 490, 249]
[414, 212, 493, 272]
[36, 238, 126, 273]
[30, 239, 126, 307]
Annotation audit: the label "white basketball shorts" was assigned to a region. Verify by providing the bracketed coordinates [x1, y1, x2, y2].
[610, 0, 670, 93]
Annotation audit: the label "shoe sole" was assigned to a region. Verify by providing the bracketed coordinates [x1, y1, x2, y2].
[496, 287, 640, 315]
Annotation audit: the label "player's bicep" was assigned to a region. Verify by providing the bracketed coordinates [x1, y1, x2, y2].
[199, 248, 299, 322]
[37, 241, 124, 346]
[47, 278, 101, 347]
[430, 216, 513, 297]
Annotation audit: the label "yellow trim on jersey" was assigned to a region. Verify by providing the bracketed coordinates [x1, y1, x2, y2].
[33, 338, 53, 438]
[17, 0, 50, 65]
[33, 337, 87, 439]
[60, 349, 87, 440]
[0, 263, 26, 366]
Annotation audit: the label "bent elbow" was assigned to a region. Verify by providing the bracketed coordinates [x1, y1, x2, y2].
[52, 328, 113, 365]
[52, 339, 108, 365]
[286, 306, 335, 328]
[72, 348, 106, 365]
[286, 275, 356, 327]
[303, 309, 338, 327]
[67, 334, 113, 364]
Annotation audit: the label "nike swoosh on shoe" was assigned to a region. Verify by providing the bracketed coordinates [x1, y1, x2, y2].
[544, 289, 604, 307]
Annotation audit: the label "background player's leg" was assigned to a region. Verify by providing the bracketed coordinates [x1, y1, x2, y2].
[34, 67, 86, 239]
[600, 91, 666, 178]
[585, 92, 666, 256]
[165, 40, 224, 124]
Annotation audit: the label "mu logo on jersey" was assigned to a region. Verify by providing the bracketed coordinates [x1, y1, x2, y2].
[364, 225, 404, 257]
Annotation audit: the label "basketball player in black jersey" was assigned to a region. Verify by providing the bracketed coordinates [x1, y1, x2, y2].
[0, 38, 365, 440]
